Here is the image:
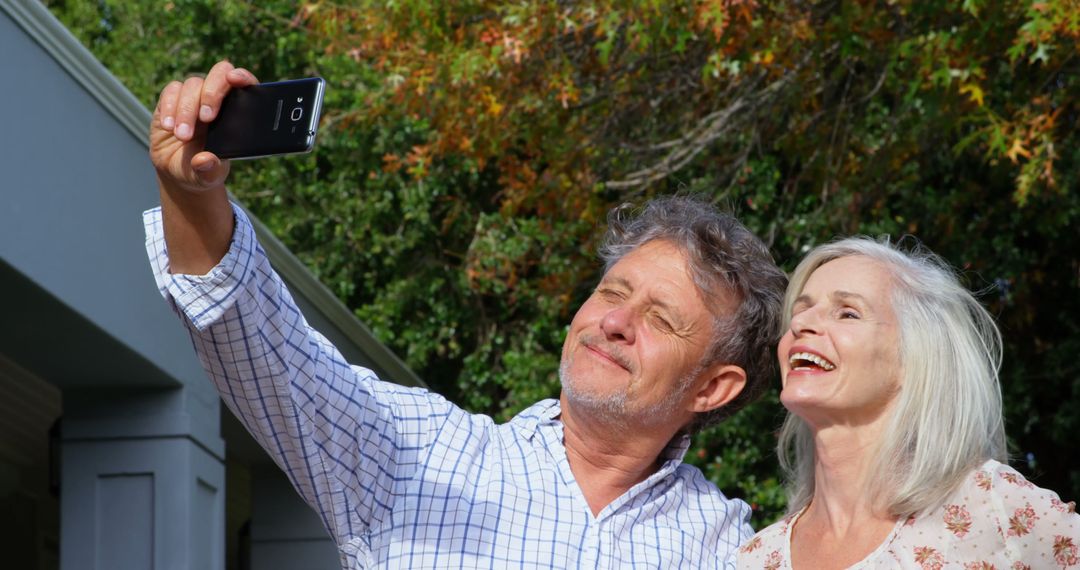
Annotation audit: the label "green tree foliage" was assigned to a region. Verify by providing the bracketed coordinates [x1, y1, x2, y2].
[47, 0, 1079, 526]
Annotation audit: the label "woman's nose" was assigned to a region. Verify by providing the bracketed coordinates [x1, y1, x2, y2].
[789, 307, 821, 337]
[600, 306, 636, 344]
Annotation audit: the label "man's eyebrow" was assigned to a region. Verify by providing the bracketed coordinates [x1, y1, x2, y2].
[600, 275, 632, 289]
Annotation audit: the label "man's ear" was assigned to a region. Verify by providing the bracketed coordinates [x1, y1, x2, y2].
[688, 364, 747, 414]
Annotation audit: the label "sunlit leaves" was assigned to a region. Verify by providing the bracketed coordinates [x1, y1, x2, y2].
[48, 0, 1080, 528]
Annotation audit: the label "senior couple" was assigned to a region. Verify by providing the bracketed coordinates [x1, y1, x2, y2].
[148, 61, 1078, 568]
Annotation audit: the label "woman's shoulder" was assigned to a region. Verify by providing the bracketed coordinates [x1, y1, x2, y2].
[736, 511, 800, 569]
[877, 460, 1079, 568]
[967, 459, 1076, 513]
[935, 459, 1080, 566]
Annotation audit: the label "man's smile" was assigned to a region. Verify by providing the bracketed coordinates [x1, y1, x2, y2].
[580, 336, 634, 373]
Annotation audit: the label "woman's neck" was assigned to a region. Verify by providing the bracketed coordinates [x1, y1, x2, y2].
[788, 423, 901, 570]
[807, 422, 895, 533]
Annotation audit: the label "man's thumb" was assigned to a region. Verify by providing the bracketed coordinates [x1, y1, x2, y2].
[192, 154, 230, 187]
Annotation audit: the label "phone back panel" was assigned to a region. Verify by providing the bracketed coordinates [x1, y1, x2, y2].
[205, 78, 325, 159]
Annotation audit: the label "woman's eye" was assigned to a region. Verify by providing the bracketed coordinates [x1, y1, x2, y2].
[839, 309, 860, 319]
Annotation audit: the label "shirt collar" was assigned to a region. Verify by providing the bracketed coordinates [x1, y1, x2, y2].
[510, 398, 561, 439]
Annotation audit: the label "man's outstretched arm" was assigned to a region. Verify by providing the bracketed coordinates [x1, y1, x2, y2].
[144, 61, 458, 558]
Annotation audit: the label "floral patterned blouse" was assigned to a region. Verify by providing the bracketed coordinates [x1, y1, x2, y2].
[737, 460, 1080, 569]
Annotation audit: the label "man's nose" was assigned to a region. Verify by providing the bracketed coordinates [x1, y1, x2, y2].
[600, 306, 636, 344]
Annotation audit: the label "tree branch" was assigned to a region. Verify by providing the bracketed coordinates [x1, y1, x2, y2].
[604, 65, 798, 190]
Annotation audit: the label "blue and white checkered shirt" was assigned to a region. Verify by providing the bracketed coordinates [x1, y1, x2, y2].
[144, 204, 753, 569]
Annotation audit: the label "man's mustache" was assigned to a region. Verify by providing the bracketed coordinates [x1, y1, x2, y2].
[578, 334, 635, 373]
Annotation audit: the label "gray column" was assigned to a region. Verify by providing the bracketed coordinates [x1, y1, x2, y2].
[250, 468, 339, 570]
[59, 388, 225, 570]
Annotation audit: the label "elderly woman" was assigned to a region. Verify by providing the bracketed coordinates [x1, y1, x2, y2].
[738, 238, 1079, 569]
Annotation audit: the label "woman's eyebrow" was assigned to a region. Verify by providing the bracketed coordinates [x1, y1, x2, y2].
[831, 290, 870, 305]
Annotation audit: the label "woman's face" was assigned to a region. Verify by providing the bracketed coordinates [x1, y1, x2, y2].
[777, 255, 903, 429]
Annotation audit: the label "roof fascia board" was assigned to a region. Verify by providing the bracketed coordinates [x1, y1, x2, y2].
[1, 0, 424, 388]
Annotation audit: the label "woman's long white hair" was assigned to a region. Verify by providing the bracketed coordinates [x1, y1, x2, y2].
[777, 237, 1007, 518]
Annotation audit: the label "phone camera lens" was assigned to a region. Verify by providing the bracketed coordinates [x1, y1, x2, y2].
[291, 107, 303, 121]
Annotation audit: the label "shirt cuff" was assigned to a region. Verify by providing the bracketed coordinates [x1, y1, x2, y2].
[143, 202, 258, 331]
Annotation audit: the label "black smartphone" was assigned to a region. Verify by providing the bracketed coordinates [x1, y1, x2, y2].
[205, 77, 326, 159]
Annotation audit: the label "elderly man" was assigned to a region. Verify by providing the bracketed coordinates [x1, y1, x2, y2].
[147, 61, 787, 568]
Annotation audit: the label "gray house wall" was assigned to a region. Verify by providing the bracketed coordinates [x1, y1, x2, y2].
[0, 1, 423, 568]
[0, 354, 62, 570]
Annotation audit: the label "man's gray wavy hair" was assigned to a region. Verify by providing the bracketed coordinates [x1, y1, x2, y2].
[599, 195, 787, 433]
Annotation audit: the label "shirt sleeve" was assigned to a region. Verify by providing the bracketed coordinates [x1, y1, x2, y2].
[143, 204, 454, 546]
[987, 462, 1080, 567]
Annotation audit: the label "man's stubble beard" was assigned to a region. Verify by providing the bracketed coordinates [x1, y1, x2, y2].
[558, 347, 702, 430]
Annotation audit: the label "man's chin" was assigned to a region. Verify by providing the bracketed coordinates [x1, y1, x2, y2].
[562, 389, 628, 424]
[560, 366, 625, 420]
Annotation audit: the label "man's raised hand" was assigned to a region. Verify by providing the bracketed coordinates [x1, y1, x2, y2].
[149, 60, 259, 193]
